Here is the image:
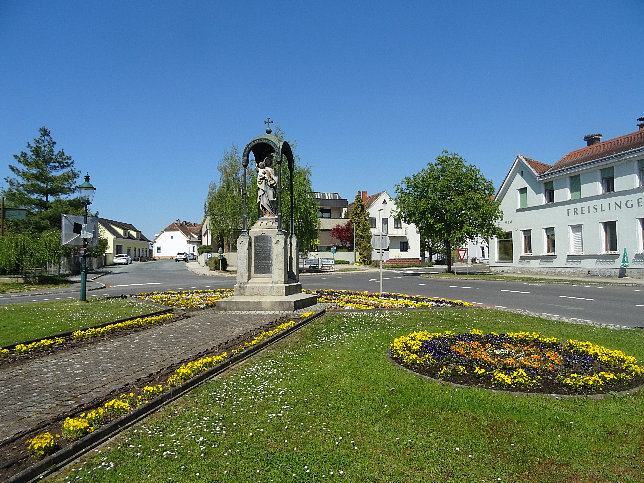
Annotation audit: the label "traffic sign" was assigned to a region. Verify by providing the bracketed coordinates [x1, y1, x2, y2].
[371, 233, 390, 249]
[457, 248, 467, 262]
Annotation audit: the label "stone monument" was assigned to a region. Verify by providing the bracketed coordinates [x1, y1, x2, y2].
[217, 120, 317, 311]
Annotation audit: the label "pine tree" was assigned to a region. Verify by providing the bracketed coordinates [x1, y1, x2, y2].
[3, 127, 82, 232]
[350, 192, 372, 264]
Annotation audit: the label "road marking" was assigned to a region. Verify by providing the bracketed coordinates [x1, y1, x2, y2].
[501, 289, 530, 294]
[636, 304, 644, 307]
[559, 295, 594, 301]
[418, 283, 426, 286]
[113, 282, 161, 288]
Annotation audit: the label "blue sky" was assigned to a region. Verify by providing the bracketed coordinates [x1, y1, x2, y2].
[1, 1, 642, 239]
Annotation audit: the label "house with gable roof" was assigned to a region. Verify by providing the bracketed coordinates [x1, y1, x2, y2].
[348, 191, 421, 263]
[153, 220, 202, 259]
[98, 218, 152, 264]
[490, 117, 644, 277]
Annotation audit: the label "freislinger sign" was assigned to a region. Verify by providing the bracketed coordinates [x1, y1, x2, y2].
[566, 196, 643, 217]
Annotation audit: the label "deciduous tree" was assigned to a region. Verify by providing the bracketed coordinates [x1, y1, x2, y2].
[331, 221, 353, 248]
[395, 151, 503, 272]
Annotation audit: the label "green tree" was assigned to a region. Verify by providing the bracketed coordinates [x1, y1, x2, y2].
[350, 192, 372, 264]
[204, 145, 248, 250]
[395, 151, 503, 272]
[3, 127, 82, 232]
[206, 130, 320, 253]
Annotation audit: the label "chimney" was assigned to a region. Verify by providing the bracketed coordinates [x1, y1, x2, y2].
[361, 191, 368, 202]
[583, 133, 602, 146]
[638, 117, 644, 130]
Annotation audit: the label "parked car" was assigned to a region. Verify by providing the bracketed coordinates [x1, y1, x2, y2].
[114, 254, 131, 265]
[188, 252, 196, 260]
[175, 252, 189, 262]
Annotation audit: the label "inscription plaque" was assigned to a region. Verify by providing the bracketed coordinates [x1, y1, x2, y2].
[253, 234, 272, 274]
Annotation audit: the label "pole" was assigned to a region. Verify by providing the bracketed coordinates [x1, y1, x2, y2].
[353, 222, 356, 264]
[1, 196, 4, 236]
[378, 208, 383, 294]
[80, 202, 88, 302]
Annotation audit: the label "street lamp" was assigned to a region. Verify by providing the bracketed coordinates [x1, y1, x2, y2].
[78, 174, 96, 302]
[378, 208, 383, 294]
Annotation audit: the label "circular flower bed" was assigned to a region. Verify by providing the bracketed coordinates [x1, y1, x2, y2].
[305, 289, 472, 309]
[390, 329, 644, 395]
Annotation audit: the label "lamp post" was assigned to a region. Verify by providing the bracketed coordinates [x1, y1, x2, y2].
[78, 174, 96, 302]
[378, 208, 383, 294]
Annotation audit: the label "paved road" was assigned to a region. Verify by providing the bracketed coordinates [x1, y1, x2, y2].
[300, 269, 644, 329]
[1, 260, 642, 328]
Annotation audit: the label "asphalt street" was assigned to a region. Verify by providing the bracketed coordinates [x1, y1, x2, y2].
[1, 260, 642, 329]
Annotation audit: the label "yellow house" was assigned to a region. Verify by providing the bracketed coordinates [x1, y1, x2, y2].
[98, 218, 151, 264]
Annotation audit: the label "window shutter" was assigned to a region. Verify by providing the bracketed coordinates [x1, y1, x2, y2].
[600, 167, 614, 178]
[569, 175, 581, 199]
[570, 225, 583, 254]
[544, 181, 553, 190]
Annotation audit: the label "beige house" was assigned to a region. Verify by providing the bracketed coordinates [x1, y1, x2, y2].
[98, 218, 151, 264]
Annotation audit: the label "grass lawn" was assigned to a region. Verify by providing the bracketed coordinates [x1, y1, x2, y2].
[0, 298, 165, 346]
[0, 277, 71, 294]
[53, 309, 643, 482]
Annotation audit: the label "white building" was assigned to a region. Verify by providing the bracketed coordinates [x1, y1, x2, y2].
[153, 220, 202, 259]
[350, 191, 421, 263]
[490, 119, 644, 278]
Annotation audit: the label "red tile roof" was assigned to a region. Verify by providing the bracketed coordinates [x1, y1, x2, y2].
[521, 156, 551, 175]
[160, 220, 202, 240]
[549, 129, 644, 172]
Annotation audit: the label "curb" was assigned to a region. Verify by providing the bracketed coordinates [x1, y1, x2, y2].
[8, 309, 326, 483]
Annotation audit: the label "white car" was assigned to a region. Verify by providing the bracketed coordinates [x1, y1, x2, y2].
[114, 254, 131, 265]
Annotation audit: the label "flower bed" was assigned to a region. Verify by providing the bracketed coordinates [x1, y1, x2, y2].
[0, 313, 174, 357]
[390, 329, 644, 395]
[134, 289, 233, 309]
[305, 289, 472, 309]
[24, 317, 307, 459]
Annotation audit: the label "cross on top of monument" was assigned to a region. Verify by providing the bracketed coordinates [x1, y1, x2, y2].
[264, 117, 273, 134]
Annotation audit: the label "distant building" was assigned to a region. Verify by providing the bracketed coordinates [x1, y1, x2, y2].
[314, 192, 349, 249]
[98, 218, 151, 264]
[349, 191, 421, 263]
[490, 118, 644, 277]
[153, 220, 202, 259]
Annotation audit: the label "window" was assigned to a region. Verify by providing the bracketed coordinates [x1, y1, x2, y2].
[569, 225, 583, 254]
[497, 232, 513, 262]
[639, 160, 644, 187]
[518, 187, 527, 209]
[639, 219, 644, 252]
[400, 240, 409, 252]
[544, 227, 556, 254]
[569, 175, 581, 200]
[369, 217, 376, 229]
[544, 181, 554, 203]
[394, 218, 402, 229]
[521, 230, 532, 254]
[382, 218, 388, 234]
[156, 246, 161, 254]
[319, 208, 331, 218]
[601, 167, 614, 193]
[602, 221, 617, 252]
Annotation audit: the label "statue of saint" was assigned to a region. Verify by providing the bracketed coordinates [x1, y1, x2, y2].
[257, 155, 277, 217]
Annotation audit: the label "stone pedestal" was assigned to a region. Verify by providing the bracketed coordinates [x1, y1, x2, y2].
[217, 218, 317, 311]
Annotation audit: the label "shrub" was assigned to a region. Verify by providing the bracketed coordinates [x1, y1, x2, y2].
[335, 259, 350, 264]
[197, 245, 213, 255]
[207, 255, 227, 271]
